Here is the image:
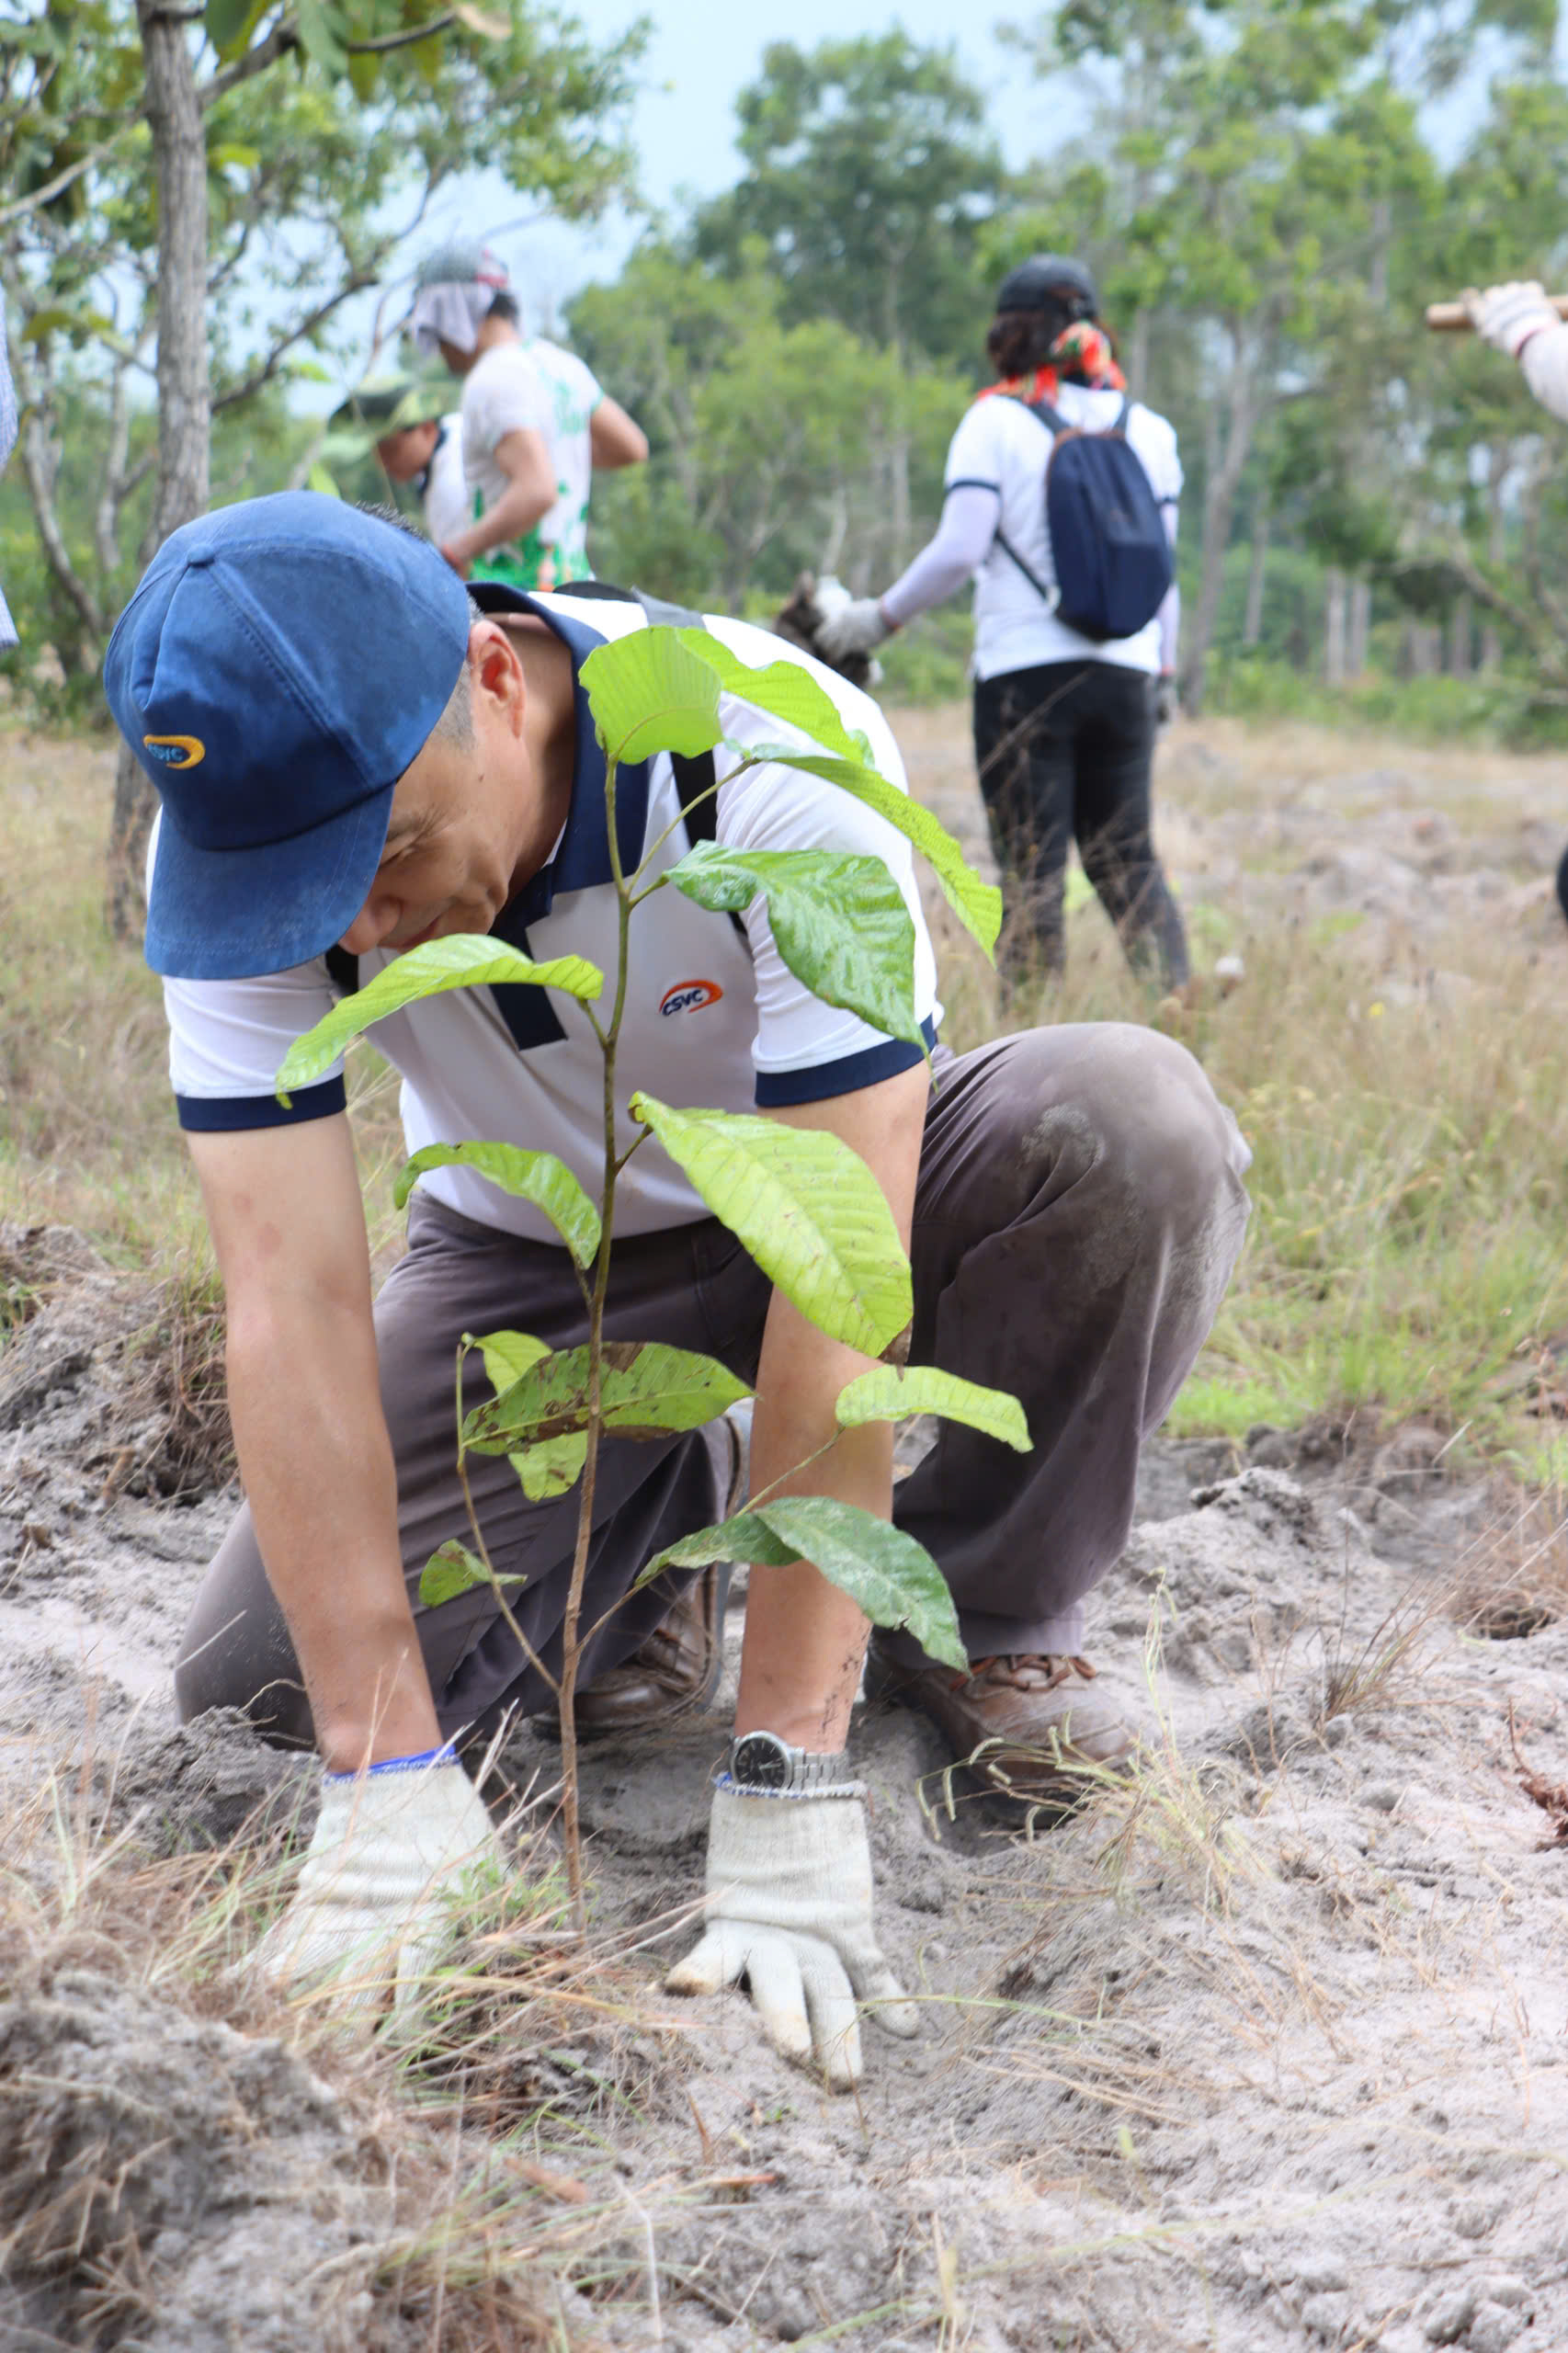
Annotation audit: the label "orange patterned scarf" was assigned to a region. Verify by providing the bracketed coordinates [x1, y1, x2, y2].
[979, 322, 1126, 408]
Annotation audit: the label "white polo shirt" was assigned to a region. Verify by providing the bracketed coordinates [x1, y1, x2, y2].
[158, 595, 941, 1245]
[417, 415, 469, 551]
[945, 382, 1182, 681]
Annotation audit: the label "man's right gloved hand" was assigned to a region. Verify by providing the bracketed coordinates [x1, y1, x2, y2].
[256, 1749, 505, 2019]
[665, 1784, 918, 2086]
[816, 597, 894, 662]
[1464, 280, 1560, 358]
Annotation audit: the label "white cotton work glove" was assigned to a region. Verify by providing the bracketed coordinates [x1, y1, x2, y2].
[256, 1749, 505, 2020]
[1463, 280, 1560, 358]
[815, 596, 894, 663]
[665, 1786, 919, 2088]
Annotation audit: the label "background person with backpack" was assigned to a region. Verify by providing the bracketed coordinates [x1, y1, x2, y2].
[820, 256, 1188, 991]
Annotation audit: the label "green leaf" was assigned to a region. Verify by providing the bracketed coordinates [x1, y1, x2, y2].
[346, 47, 378, 99]
[204, 0, 255, 54]
[512, 1433, 588, 1500]
[472, 1329, 551, 1396]
[727, 743, 1001, 959]
[579, 629, 723, 767]
[396, 1143, 601, 1266]
[468, 1331, 586, 1498]
[834, 1366, 1031, 1451]
[306, 460, 341, 498]
[675, 629, 874, 766]
[465, 1340, 750, 1452]
[275, 935, 603, 1100]
[668, 843, 923, 1051]
[418, 1539, 522, 1608]
[208, 141, 261, 171]
[642, 1497, 967, 1673]
[631, 1094, 911, 1357]
[294, 0, 348, 73]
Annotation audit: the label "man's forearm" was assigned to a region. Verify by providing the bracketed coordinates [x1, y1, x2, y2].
[225, 1298, 440, 1772]
[449, 475, 551, 566]
[734, 1302, 894, 1751]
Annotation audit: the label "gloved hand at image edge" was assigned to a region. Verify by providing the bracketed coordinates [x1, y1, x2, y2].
[256, 1747, 506, 2019]
[665, 1785, 919, 2087]
[1463, 280, 1561, 358]
[815, 596, 895, 663]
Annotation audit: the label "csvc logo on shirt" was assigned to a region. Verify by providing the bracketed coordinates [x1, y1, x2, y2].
[659, 978, 723, 1017]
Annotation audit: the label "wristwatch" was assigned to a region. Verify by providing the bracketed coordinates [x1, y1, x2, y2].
[724, 1730, 853, 1794]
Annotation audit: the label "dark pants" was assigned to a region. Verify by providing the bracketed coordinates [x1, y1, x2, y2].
[971, 660, 1189, 989]
[176, 1026, 1250, 1745]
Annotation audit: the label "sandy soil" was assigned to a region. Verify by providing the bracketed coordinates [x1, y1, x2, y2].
[4, 711, 1568, 2348]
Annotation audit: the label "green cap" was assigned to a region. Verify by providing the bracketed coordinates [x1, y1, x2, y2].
[322, 373, 449, 468]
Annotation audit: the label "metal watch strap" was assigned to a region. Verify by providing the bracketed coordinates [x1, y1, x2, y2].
[724, 1732, 852, 1795]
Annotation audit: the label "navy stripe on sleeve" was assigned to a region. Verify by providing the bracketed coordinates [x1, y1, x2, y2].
[945, 477, 1000, 494]
[176, 1075, 347, 1132]
[754, 1017, 937, 1108]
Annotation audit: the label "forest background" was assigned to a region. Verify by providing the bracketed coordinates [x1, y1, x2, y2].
[6, 0, 1568, 753]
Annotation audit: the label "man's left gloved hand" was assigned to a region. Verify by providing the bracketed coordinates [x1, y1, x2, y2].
[665, 1785, 919, 2087]
[1464, 280, 1560, 358]
[256, 1749, 505, 2020]
[815, 597, 894, 663]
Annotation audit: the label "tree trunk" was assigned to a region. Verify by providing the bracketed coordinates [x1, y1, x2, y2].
[1242, 504, 1269, 647]
[1480, 447, 1506, 670]
[108, 1, 211, 944]
[1446, 594, 1471, 678]
[1347, 575, 1370, 676]
[1324, 567, 1346, 686]
[887, 431, 910, 576]
[1125, 308, 1150, 401]
[1179, 328, 1260, 715]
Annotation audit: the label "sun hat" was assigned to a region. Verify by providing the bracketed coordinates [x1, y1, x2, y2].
[103, 493, 471, 980]
[322, 370, 450, 468]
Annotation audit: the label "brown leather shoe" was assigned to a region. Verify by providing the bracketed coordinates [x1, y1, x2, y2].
[573, 1408, 747, 1740]
[573, 1559, 731, 1738]
[865, 1631, 1140, 1802]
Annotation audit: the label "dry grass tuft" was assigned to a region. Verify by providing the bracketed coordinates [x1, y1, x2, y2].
[0, 1750, 705, 2349]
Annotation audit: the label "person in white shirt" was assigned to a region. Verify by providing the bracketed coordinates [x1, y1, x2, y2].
[408, 242, 648, 591]
[1462, 280, 1568, 928]
[102, 495, 1249, 2085]
[823, 256, 1188, 991]
[375, 411, 469, 551]
[1464, 280, 1568, 424]
[324, 374, 467, 550]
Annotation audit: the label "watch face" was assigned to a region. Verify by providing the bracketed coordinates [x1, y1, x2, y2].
[733, 1733, 790, 1789]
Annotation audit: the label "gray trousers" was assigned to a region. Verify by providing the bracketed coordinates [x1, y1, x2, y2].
[176, 1026, 1251, 1745]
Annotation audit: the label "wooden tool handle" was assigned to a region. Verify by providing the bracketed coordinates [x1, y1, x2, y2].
[1426, 293, 1568, 331]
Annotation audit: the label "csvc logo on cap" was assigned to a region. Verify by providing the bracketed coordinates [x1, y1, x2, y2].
[142, 733, 206, 769]
[659, 978, 722, 1017]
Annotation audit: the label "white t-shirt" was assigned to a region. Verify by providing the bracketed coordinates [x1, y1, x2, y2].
[460, 338, 603, 590]
[157, 597, 941, 1246]
[418, 415, 470, 551]
[944, 383, 1182, 681]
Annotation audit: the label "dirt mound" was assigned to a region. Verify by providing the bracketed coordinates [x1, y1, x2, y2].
[5, 1227, 1568, 2347]
[0, 1219, 231, 1505]
[0, 1965, 390, 2352]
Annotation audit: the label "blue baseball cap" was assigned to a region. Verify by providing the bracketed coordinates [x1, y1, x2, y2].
[104, 493, 472, 979]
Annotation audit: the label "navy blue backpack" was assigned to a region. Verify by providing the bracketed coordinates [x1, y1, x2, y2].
[996, 393, 1173, 643]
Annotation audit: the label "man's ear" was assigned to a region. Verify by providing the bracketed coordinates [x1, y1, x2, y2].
[469, 620, 527, 733]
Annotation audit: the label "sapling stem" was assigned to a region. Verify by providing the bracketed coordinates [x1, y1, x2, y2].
[554, 745, 638, 1936]
[454, 1337, 559, 1699]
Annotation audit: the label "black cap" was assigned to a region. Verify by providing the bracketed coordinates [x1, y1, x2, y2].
[994, 254, 1098, 321]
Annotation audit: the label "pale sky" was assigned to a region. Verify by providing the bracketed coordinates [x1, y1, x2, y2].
[293, 3, 1052, 404]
